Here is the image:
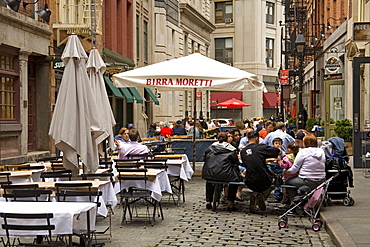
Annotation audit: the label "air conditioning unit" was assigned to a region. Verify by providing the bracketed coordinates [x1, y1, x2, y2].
[224, 18, 233, 24]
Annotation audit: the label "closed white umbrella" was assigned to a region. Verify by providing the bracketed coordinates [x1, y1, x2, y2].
[87, 48, 116, 152]
[49, 35, 108, 175]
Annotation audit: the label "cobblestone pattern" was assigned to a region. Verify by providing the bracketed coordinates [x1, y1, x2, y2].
[105, 177, 336, 247]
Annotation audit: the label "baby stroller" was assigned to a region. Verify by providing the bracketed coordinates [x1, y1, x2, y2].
[321, 137, 355, 206]
[278, 176, 336, 232]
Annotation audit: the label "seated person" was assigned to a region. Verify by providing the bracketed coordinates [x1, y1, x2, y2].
[115, 128, 150, 159]
[152, 131, 166, 153]
[285, 134, 326, 200]
[172, 120, 187, 136]
[240, 131, 280, 213]
[202, 132, 240, 211]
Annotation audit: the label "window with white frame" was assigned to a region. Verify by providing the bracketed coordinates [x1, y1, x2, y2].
[266, 2, 274, 24]
[266, 38, 274, 67]
[215, 1, 233, 24]
[215, 38, 233, 64]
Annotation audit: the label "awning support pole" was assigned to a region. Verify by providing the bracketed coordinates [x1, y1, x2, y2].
[192, 88, 197, 171]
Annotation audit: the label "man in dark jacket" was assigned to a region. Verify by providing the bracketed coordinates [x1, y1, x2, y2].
[202, 132, 240, 211]
[240, 131, 280, 213]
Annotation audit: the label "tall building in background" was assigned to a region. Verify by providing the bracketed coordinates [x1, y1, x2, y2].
[211, 0, 284, 120]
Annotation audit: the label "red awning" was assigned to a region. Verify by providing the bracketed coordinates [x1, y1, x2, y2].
[263, 92, 277, 109]
[210, 92, 242, 108]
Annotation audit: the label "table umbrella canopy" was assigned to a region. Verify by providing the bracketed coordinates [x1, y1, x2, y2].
[217, 98, 252, 108]
[112, 53, 265, 91]
[49, 35, 108, 175]
[87, 48, 116, 150]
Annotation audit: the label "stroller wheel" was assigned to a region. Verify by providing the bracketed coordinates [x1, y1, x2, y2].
[349, 197, 355, 206]
[343, 197, 351, 206]
[278, 220, 287, 229]
[312, 223, 321, 232]
[314, 219, 323, 227]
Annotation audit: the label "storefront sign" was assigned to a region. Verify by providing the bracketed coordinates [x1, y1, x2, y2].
[196, 91, 202, 100]
[52, 59, 65, 70]
[354, 22, 370, 41]
[325, 56, 341, 74]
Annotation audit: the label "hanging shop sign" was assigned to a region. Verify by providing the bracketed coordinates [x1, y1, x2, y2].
[325, 56, 342, 74]
[52, 59, 65, 70]
[353, 22, 370, 41]
[279, 70, 289, 85]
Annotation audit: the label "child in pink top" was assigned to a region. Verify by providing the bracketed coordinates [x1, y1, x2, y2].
[280, 142, 300, 180]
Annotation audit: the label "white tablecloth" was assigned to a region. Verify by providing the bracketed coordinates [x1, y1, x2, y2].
[0, 202, 96, 235]
[50, 181, 117, 217]
[114, 170, 172, 202]
[166, 154, 194, 181]
[5, 181, 118, 217]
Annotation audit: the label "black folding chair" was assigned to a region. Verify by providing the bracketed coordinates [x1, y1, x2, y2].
[0, 172, 12, 186]
[17, 165, 45, 171]
[12, 189, 53, 202]
[40, 170, 72, 182]
[2, 184, 39, 202]
[0, 212, 55, 247]
[56, 189, 105, 246]
[126, 153, 154, 160]
[54, 182, 92, 201]
[117, 167, 163, 226]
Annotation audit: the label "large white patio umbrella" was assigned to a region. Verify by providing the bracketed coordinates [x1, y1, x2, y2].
[112, 53, 265, 91]
[112, 53, 265, 166]
[49, 35, 108, 175]
[87, 48, 116, 155]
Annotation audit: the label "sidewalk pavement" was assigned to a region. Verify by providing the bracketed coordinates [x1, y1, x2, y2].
[320, 157, 370, 247]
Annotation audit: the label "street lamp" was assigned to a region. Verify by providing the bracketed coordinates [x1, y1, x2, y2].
[3, 0, 51, 22]
[295, 32, 305, 129]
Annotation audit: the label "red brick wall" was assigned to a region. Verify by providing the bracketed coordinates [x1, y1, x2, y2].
[103, 0, 133, 60]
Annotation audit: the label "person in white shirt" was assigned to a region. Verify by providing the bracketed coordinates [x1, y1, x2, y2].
[285, 134, 326, 201]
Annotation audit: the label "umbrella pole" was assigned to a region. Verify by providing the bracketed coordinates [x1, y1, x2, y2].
[192, 88, 196, 171]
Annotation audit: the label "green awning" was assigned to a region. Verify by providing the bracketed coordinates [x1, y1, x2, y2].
[104, 76, 123, 97]
[128, 87, 144, 104]
[145, 88, 160, 105]
[119, 88, 134, 103]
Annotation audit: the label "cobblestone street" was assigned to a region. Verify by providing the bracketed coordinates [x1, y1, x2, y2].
[104, 177, 335, 246]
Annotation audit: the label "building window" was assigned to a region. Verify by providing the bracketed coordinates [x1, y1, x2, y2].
[136, 15, 140, 60]
[143, 20, 148, 63]
[266, 2, 274, 24]
[215, 1, 233, 24]
[266, 38, 274, 67]
[215, 38, 233, 64]
[0, 46, 20, 122]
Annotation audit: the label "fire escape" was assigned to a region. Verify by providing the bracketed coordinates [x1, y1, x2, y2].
[52, 0, 103, 46]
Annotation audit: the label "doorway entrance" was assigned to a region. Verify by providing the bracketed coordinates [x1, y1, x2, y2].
[324, 79, 345, 140]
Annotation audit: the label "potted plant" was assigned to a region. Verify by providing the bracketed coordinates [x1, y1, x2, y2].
[305, 118, 318, 132]
[333, 119, 353, 155]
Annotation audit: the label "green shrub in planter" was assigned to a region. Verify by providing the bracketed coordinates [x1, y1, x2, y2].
[333, 119, 353, 142]
[305, 118, 317, 132]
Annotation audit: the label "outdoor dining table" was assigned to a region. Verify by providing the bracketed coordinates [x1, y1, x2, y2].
[0, 169, 45, 184]
[12, 180, 117, 217]
[0, 201, 96, 240]
[155, 154, 194, 181]
[113, 169, 172, 202]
